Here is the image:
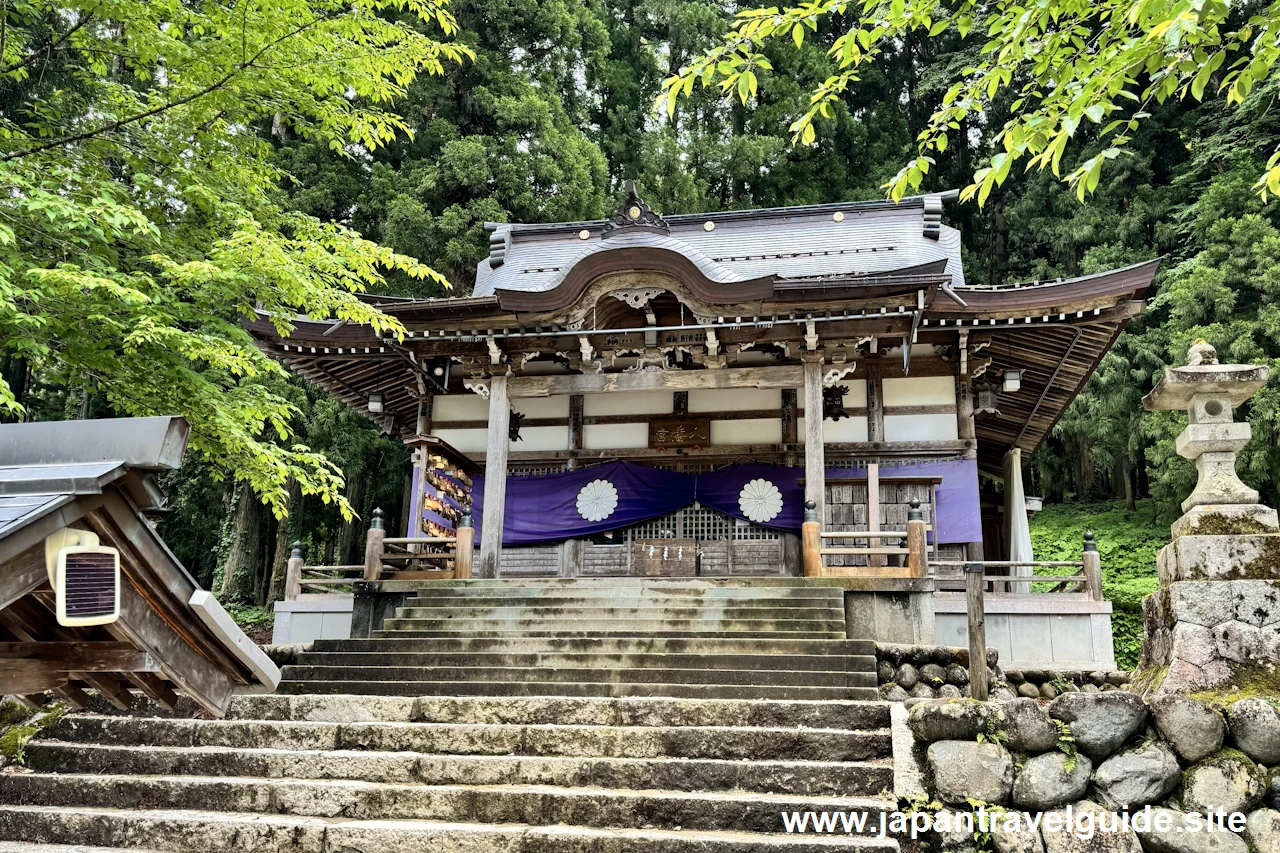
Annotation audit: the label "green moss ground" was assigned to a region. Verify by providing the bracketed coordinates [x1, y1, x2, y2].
[1030, 500, 1168, 670]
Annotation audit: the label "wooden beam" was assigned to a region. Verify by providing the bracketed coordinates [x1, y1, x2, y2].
[122, 671, 180, 711]
[478, 373, 510, 579]
[0, 544, 48, 611]
[484, 439, 975, 465]
[0, 642, 158, 672]
[802, 355, 826, 527]
[507, 365, 805, 397]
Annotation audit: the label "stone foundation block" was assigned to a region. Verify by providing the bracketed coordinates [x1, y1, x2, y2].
[1157, 535, 1280, 583]
[1171, 504, 1279, 539]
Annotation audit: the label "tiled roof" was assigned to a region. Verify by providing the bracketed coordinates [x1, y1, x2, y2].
[475, 195, 964, 296]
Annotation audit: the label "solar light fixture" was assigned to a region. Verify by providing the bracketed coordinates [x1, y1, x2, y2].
[368, 392, 384, 413]
[45, 528, 121, 627]
[1003, 369, 1023, 393]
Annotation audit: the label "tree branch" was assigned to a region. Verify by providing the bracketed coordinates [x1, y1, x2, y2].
[0, 7, 96, 77]
[0, 10, 336, 163]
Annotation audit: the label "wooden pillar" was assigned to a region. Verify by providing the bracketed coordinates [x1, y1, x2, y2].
[802, 501, 822, 577]
[1082, 531, 1102, 601]
[478, 373, 510, 579]
[906, 500, 928, 578]
[363, 509, 386, 581]
[455, 512, 474, 579]
[567, 394, 584, 471]
[966, 560, 989, 700]
[867, 462, 882, 567]
[284, 542, 304, 601]
[866, 362, 885, 443]
[802, 355, 826, 527]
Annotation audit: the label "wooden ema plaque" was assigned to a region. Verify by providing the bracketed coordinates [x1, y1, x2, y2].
[648, 419, 709, 448]
[633, 538, 696, 577]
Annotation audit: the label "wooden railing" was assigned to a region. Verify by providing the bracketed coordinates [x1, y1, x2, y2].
[947, 533, 1102, 701]
[284, 508, 475, 600]
[802, 499, 930, 578]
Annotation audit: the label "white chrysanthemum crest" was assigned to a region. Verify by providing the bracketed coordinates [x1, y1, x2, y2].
[738, 478, 783, 523]
[576, 478, 619, 522]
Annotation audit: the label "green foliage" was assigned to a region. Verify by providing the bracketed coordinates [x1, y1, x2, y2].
[1031, 500, 1167, 669]
[0, 0, 471, 516]
[0, 703, 67, 766]
[222, 603, 275, 635]
[664, 0, 1280, 204]
[1053, 720, 1079, 773]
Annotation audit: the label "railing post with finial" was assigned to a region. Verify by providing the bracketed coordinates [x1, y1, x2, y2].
[285, 541, 304, 601]
[965, 559, 989, 701]
[802, 500, 822, 577]
[1082, 531, 1102, 601]
[363, 508, 386, 582]
[455, 510, 474, 580]
[906, 499, 928, 578]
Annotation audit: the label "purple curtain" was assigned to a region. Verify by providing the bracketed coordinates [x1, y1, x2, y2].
[473, 461, 694, 545]
[694, 464, 805, 532]
[473, 457, 981, 546]
[821, 458, 982, 544]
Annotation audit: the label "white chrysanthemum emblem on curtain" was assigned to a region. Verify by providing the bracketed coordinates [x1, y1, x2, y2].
[738, 478, 783, 524]
[576, 479, 619, 522]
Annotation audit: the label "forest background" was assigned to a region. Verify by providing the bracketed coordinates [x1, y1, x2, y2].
[4, 1, 1280, 665]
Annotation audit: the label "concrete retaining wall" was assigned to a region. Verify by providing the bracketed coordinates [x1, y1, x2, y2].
[271, 597, 354, 645]
[933, 594, 1116, 669]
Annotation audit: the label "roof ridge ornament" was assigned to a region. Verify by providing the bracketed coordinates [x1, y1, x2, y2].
[602, 180, 670, 239]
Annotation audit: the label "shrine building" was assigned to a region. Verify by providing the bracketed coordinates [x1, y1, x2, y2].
[249, 185, 1156, 666]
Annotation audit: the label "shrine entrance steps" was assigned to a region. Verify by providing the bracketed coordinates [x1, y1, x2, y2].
[1, 693, 901, 853]
[283, 578, 879, 700]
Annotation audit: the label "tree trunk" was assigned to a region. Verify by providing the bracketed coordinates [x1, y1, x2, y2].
[1124, 463, 1137, 511]
[337, 469, 366, 565]
[267, 477, 301, 606]
[220, 481, 262, 604]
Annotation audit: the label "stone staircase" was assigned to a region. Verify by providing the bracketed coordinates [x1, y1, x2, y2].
[0, 580, 899, 852]
[281, 579, 878, 700]
[0, 693, 900, 852]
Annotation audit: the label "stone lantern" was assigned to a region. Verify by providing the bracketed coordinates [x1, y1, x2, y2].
[1136, 342, 1279, 696]
[1142, 340, 1275, 536]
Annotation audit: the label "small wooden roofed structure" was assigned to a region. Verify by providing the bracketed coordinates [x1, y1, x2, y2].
[247, 189, 1159, 480]
[0, 417, 279, 715]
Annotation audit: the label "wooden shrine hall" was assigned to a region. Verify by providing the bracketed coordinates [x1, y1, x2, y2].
[248, 184, 1159, 587]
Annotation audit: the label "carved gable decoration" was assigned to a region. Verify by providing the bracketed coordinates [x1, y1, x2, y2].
[602, 180, 670, 239]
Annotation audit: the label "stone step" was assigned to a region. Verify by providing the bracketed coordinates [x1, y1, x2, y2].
[390, 606, 844, 621]
[381, 577, 848, 589]
[402, 593, 842, 608]
[313, 637, 873, 655]
[0, 806, 901, 853]
[46, 716, 890, 761]
[293, 651, 876, 672]
[223, 694, 892, 729]
[276, 679, 878, 700]
[24, 742, 893, 796]
[0, 773, 896, 837]
[377, 617, 847, 633]
[370, 628, 848, 639]
[279, 664, 877, 689]
[0, 844, 161, 853]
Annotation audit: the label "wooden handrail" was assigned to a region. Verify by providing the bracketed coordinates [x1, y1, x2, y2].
[820, 547, 910, 556]
[383, 536, 456, 546]
[933, 560, 1082, 567]
[820, 530, 908, 539]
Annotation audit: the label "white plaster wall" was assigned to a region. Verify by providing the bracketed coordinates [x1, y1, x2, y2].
[884, 414, 958, 441]
[934, 609, 1116, 669]
[513, 396, 569, 418]
[433, 394, 489, 422]
[432, 428, 488, 453]
[883, 375, 955, 406]
[512, 426, 569, 451]
[584, 390, 673, 416]
[710, 418, 782, 445]
[689, 388, 781, 412]
[584, 423, 649, 449]
[797, 416, 869, 446]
